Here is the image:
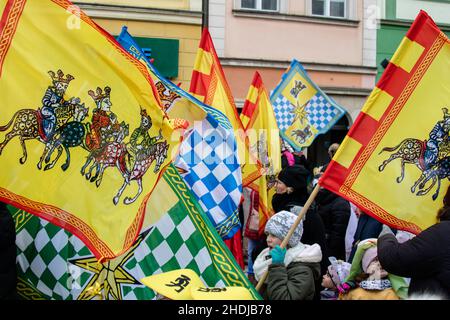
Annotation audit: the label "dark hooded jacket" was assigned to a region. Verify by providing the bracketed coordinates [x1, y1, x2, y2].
[0, 203, 16, 300]
[315, 188, 350, 261]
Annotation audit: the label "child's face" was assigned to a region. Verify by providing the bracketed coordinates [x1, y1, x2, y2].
[366, 259, 388, 280]
[266, 233, 282, 249]
[321, 273, 336, 289]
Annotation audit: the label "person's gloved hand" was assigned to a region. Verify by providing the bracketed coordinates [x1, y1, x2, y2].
[270, 245, 286, 265]
[337, 281, 356, 294]
[379, 224, 395, 238]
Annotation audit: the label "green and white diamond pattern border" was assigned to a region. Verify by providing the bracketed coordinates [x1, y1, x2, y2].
[16, 200, 226, 300]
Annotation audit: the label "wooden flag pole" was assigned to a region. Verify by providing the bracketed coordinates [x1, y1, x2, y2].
[255, 183, 321, 292]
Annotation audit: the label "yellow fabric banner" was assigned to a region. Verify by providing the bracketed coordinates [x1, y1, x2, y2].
[242, 72, 281, 234]
[189, 29, 261, 187]
[320, 11, 450, 234]
[0, 0, 183, 260]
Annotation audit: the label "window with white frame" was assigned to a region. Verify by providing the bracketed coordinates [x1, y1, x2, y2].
[241, 0, 279, 12]
[312, 0, 346, 18]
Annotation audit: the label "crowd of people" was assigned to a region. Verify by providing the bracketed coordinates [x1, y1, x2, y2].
[1, 142, 450, 301]
[243, 143, 450, 300]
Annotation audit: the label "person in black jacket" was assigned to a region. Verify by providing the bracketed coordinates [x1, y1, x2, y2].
[314, 143, 350, 262]
[315, 188, 350, 262]
[272, 165, 327, 252]
[271, 165, 328, 299]
[0, 202, 17, 300]
[377, 187, 450, 299]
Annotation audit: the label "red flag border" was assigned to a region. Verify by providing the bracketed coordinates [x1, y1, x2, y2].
[0, 0, 25, 76]
[0, 0, 176, 261]
[190, 29, 263, 187]
[320, 12, 449, 235]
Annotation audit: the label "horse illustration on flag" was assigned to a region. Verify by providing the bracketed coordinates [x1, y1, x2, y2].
[271, 59, 346, 151]
[290, 100, 313, 145]
[0, 70, 81, 164]
[0, 0, 184, 260]
[319, 11, 450, 234]
[11, 165, 260, 300]
[0, 69, 169, 206]
[379, 107, 450, 200]
[116, 27, 243, 241]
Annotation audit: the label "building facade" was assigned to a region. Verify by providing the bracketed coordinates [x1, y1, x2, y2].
[377, 0, 450, 80]
[74, 1, 448, 164]
[75, 0, 202, 86]
[207, 0, 381, 163]
[210, 0, 379, 122]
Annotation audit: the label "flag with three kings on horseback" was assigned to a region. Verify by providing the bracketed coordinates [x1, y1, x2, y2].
[0, 0, 186, 261]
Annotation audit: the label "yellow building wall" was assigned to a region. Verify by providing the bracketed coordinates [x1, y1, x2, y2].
[76, 0, 192, 10]
[91, 18, 200, 88]
[76, 1, 201, 88]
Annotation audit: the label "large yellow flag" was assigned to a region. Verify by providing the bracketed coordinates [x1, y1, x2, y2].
[320, 11, 450, 234]
[0, 0, 184, 260]
[241, 72, 281, 235]
[190, 29, 261, 187]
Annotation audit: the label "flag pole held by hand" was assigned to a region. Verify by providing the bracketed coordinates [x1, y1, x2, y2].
[255, 183, 321, 292]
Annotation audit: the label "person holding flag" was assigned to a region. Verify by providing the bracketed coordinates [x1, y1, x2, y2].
[253, 210, 322, 300]
[377, 186, 450, 299]
[253, 11, 450, 299]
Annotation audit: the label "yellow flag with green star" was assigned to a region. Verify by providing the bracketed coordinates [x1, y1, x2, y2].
[12, 165, 261, 300]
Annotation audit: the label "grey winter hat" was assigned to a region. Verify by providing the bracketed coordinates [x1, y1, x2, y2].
[265, 211, 304, 247]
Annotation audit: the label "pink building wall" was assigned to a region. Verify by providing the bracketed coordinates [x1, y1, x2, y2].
[223, 67, 373, 100]
[224, 1, 364, 66]
[214, 0, 377, 119]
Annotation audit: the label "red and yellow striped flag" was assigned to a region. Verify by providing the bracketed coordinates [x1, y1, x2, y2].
[0, 0, 184, 260]
[241, 72, 281, 234]
[320, 11, 450, 234]
[240, 77, 258, 131]
[190, 29, 261, 186]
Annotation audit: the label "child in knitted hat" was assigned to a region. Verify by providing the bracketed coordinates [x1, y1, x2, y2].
[253, 210, 322, 300]
[320, 257, 351, 300]
[339, 238, 409, 300]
